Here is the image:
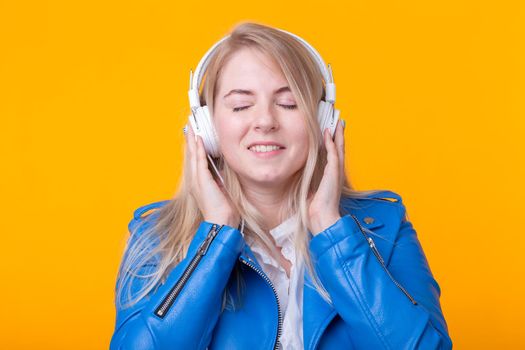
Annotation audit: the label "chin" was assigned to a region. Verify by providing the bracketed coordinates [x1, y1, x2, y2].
[242, 172, 288, 188]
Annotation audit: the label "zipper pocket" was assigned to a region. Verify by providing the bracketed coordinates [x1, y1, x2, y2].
[350, 215, 418, 305]
[240, 257, 283, 350]
[154, 224, 223, 318]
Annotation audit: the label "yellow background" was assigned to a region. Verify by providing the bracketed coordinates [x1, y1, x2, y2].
[1, 1, 523, 348]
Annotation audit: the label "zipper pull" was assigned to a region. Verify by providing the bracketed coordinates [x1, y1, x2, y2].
[198, 224, 221, 256]
[367, 237, 385, 265]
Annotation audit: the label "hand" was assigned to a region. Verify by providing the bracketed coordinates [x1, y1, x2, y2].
[307, 120, 345, 235]
[184, 126, 240, 228]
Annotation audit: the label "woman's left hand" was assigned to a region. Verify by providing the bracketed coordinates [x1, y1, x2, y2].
[308, 120, 345, 235]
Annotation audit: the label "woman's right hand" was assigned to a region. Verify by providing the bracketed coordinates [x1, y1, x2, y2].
[184, 126, 240, 228]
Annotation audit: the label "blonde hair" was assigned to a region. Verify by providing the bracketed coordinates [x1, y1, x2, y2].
[115, 21, 386, 312]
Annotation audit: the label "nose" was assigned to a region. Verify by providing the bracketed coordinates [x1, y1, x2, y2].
[253, 104, 279, 133]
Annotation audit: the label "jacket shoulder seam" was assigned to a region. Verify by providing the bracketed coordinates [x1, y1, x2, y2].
[365, 190, 403, 205]
[133, 200, 171, 220]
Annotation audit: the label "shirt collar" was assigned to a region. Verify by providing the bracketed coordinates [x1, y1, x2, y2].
[268, 213, 298, 247]
[246, 213, 298, 248]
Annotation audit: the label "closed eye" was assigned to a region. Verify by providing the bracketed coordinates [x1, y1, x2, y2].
[232, 104, 298, 112]
[232, 106, 250, 112]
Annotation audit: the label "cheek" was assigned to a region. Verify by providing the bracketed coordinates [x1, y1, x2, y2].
[288, 120, 309, 147]
[279, 121, 308, 162]
[214, 116, 244, 158]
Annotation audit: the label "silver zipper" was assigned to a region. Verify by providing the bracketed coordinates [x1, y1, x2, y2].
[240, 257, 283, 350]
[154, 224, 223, 318]
[350, 215, 418, 305]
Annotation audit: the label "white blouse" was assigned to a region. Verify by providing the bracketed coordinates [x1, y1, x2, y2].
[245, 215, 305, 350]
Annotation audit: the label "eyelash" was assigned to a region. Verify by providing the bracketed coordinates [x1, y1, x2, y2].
[232, 104, 298, 112]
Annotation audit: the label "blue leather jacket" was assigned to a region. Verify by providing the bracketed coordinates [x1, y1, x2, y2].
[110, 191, 452, 349]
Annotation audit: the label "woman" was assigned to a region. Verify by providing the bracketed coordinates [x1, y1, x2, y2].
[110, 22, 452, 349]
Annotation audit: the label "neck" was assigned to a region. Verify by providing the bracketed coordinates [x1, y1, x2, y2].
[241, 181, 289, 231]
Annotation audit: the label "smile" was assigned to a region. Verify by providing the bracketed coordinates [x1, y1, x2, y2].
[248, 145, 285, 158]
[248, 145, 284, 152]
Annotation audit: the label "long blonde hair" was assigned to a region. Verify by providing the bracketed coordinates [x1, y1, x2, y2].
[115, 21, 386, 311]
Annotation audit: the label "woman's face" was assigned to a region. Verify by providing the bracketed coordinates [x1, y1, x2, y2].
[213, 47, 309, 190]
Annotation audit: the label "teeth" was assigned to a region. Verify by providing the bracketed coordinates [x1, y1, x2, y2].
[249, 145, 282, 153]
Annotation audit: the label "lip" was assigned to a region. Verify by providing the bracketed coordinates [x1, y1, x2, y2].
[246, 141, 286, 149]
[248, 147, 284, 159]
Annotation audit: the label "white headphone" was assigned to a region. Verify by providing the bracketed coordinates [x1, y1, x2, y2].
[186, 27, 342, 158]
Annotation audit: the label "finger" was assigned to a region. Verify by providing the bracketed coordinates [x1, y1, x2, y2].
[185, 126, 198, 187]
[183, 126, 191, 168]
[334, 121, 345, 174]
[196, 135, 214, 182]
[324, 128, 339, 172]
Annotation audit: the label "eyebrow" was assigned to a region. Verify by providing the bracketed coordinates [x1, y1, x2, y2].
[223, 86, 291, 99]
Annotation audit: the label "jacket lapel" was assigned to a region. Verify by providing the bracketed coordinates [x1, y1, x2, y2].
[303, 268, 337, 350]
[303, 207, 389, 350]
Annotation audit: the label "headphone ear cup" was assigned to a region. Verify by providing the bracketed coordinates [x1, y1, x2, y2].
[317, 100, 340, 140]
[190, 105, 220, 158]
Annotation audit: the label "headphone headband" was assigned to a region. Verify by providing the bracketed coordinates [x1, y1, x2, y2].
[188, 27, 336, 111]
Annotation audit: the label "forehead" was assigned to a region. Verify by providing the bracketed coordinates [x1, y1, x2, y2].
[217, 47, 288, 89]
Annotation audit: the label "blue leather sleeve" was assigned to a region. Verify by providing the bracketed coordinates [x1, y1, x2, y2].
[110, 210, 245, 350]
[309, 204, 453, 349]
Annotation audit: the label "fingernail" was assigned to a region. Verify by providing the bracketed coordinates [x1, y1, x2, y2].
[183, 125, 188, 134]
